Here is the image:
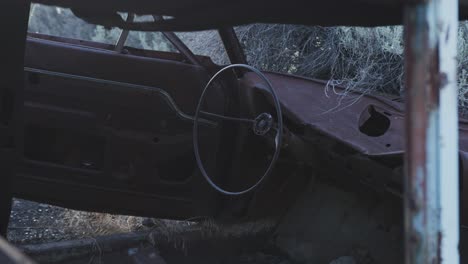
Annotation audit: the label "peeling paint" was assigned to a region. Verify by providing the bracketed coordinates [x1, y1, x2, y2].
[404, 0, 459, 263]
[439, 73, 449, 89]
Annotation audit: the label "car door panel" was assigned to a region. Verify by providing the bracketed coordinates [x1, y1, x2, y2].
[12, 36, 223, 219]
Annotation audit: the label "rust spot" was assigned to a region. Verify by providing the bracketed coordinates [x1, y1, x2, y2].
[428, 46, 441, 105]
[446, 25, 450, 43]
[439, 72, 449, 89]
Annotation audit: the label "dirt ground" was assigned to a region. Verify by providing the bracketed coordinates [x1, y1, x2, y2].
[6, 199, 302, 264]
[7, 199, 362, 264]
[7, 199, 149, 245]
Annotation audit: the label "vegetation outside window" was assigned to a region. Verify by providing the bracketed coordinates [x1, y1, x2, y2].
[175, 31, 230, 65]
[28, 5, 178, 53]
[28, 4, 122, 44]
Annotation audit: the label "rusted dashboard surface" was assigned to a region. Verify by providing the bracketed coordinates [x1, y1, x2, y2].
[243, 71, 468, 224]
[244, 72, 468, 156]
[245, 72, 468, 188]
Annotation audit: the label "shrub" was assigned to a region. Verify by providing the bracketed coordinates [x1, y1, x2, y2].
[235, 23, 468, 114]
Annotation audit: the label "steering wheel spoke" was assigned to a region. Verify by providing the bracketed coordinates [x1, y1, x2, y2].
[199, 111, 256, 124]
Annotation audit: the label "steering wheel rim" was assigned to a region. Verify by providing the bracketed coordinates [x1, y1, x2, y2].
[193, 64, 283, 196]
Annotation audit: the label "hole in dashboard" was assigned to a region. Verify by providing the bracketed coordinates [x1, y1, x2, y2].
[359, 105, 390, 137]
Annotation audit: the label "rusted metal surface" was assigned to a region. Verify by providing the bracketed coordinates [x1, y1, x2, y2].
[241, 73, 406, 156]
[403, 0, 459, 263]
[242, 72, 468, 156]
[243, 69, 468, 152]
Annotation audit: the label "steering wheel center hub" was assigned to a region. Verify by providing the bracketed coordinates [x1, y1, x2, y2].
[253, 113, 273, 135]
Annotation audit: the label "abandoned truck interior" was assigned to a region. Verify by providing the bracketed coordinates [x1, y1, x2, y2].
[1, 0, 468, 263]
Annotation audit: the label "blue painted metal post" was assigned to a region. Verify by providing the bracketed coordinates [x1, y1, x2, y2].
[403, 0, 459, 263]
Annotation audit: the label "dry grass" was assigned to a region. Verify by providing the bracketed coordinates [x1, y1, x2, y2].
[62, 208, 275, 239]
[61, 209, 276, 252]
[235, 24, 404, 95]
[62, 210, 145, 236]
[458, 23, 468, 116]
[176, 31, 230, 65]
[234, 23, 468, 113]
